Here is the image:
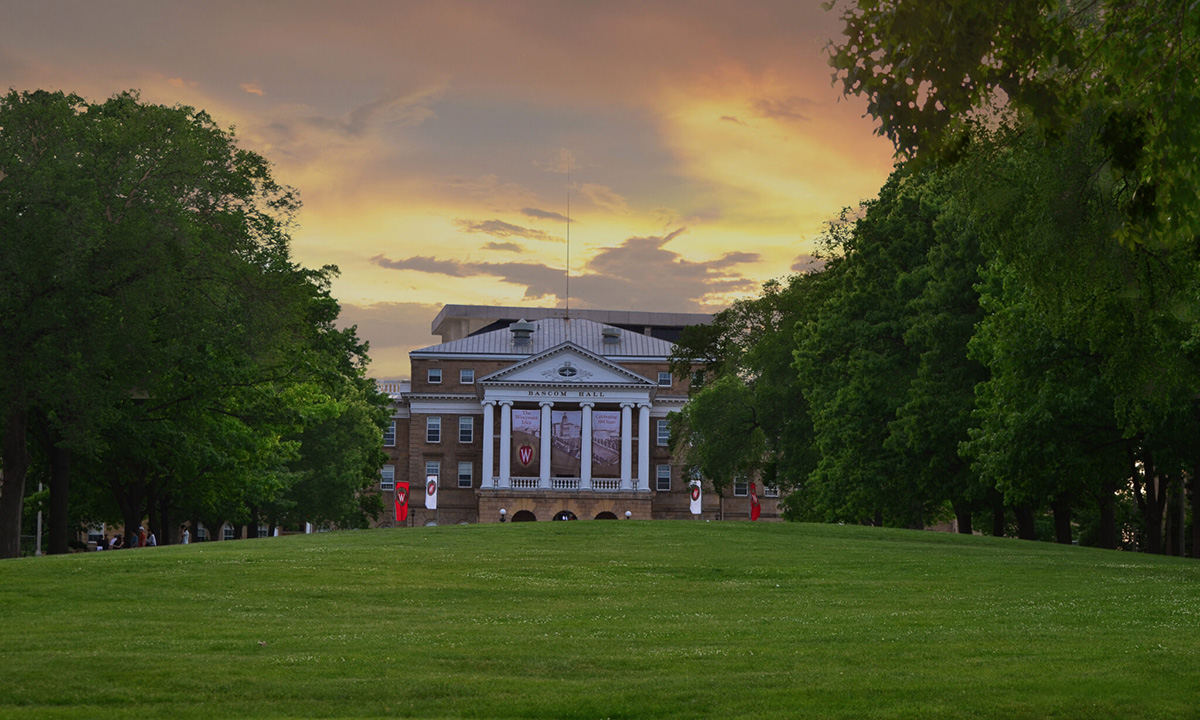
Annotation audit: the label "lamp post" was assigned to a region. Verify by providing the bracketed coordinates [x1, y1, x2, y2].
[624, 510, 632, 520]
[499, 508, 507, 523]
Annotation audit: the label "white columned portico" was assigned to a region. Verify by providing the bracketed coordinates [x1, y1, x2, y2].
[498, 400, 513, 488]
[539, 401, 553, 486]
[580, 402, 594, 490]
[620, 402, 633, 490]
[637, 403, 651, 491]
[481, 401, 495, 487]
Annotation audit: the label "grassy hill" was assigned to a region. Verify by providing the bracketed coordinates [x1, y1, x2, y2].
[1, 521, 1198, 719]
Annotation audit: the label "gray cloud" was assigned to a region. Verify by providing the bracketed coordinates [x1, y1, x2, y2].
[370, 227, 754, 313]
[791, 254, 826, 273]
[454, 218, 560, 242]
[521, 207, 571, 223]
[335, 300, 444, 379]
[751, 96, 814, 122]
[484, 241, 524, 253]
[720, 115, 746, 125]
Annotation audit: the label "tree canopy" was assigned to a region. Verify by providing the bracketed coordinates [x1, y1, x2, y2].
[0, 90, 388, 557]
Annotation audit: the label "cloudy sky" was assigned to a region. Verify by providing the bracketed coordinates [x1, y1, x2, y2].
[3, 1, 895, 377]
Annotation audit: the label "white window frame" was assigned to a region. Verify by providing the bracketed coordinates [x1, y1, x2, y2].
[196, 523, 208, 541]
[458, 461, 472, 488]
[656, 418, 670, 446]
[658, 371, 672, 386]
[459, 416, 473, 443]
[257, 524, 270, 538]
[383, 420, 396, 447]
[733, 481, 749, 497]
[223, 524, 235, 541]
[380, 464, 395, 491]
[656, 464, 671, 491]
[425, 460, 440, 481]
[428, 368, 442, 384]
[426, 416, 441, 443]
[460, 368, 475, 384]
[764, 485, 779, 498]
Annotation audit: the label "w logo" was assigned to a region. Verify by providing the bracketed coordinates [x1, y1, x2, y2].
[518, 445, 534, 466]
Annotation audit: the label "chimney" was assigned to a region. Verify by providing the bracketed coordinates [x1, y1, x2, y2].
[510, 319, 536, 346]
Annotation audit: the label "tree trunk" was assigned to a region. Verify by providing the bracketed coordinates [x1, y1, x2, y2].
[158, 494, 172, 545]
[48, 444, 71, 555]
[989, 490, 1006, 537]
[1015, 505, 1037, 540]
[0, 407, 30, 559]
[110, 475, 144, 550]
[1140, 452, 1165, 555]
[1050, 496, 1073, 545]
[1096, 485, 1117, 550]
[952, 501, 973, 535]
[1190, 472, 1199, 559]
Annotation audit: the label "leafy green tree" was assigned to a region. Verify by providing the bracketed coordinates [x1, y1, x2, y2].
[1, 90, 385, 556]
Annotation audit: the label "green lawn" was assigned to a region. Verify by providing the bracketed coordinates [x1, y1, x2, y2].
[1, 521, 1197, 719]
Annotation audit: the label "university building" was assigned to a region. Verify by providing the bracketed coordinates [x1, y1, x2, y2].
[376, 305, 779, 525]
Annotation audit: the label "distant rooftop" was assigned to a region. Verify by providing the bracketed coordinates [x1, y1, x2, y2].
[431, 304, 712, 344]
[413, 317, 678, 359]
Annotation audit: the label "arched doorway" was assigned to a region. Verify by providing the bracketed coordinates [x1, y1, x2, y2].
[553, 510, 578, 521]
[594, 511, 618, 520]
[511, 510, 537, 522]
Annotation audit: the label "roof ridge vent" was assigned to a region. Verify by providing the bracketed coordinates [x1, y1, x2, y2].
[601, 326, 622, 344]
[510, 318, 536, 346]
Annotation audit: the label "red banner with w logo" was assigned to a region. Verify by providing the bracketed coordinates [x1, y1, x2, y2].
[395, 482, 410, 523]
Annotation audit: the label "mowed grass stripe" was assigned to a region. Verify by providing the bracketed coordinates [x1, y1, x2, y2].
[1, 521, 1197, 719]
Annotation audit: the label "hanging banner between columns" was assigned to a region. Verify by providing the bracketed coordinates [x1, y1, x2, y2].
[550, 410, 582, 476]
[592, 410, 621, 478]
[511, 409, 540, 477]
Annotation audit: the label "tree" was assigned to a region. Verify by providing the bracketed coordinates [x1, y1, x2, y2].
[1, 90, 385, 557]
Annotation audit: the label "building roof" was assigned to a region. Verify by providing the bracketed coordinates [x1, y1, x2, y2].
[430, 304, 712, 343]
[410, 317, 677, 359]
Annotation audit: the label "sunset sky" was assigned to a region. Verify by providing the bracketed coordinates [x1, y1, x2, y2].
[3, 1, 896, 378]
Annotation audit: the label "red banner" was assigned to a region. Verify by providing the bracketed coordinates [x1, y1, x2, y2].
[395, 481, 410, 523]
[750, 482, 761, 521]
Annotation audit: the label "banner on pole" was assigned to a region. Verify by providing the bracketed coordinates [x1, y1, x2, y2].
[425, 474, 438, 510]
[395, 482, 410, 523]
[749, 482, 761, 521]
[511, 409, 540, 476]
[550, 410, 582, 477]
[591, 410, 621, 478]
[689, 479, 702, 515]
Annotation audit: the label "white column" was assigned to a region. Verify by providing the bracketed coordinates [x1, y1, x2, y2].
[499, 401, 512, 488]
[580, 402, 594, 490]
[539, 400, 553, 487]
[482, 401, 495, 488]
[637, 403, 651, 492]
[620, 402, 633, 490]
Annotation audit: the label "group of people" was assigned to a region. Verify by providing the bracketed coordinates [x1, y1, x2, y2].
[98, 526, 157, 550]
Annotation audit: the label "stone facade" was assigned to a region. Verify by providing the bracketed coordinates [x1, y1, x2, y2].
[375, 308, 780, 525]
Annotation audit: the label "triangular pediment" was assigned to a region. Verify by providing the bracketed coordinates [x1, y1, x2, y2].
[479, 343, 655, 386]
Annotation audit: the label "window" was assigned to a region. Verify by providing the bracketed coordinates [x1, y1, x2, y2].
[426, 416, 441, 443]
[458, 461, 473, 488]
[428, 368, 442, 384]
[656, 418, 670, 446]
[223, 524, 235, 541]
[196, 523, 208, 541]
[658, 371, 672, 386]
[733, 482, 749, 497]
[459, 416, 473, 443]
[460, 368, 475, 384]
[87, 525, 105, 544]
[656, 464, 671, 491]
[383, 420, 396, 447]
[380, 464, 395, 491]
[425, 460, 440, 481]
[258, 524, 270, 538]
[764, 485, 779, 498]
